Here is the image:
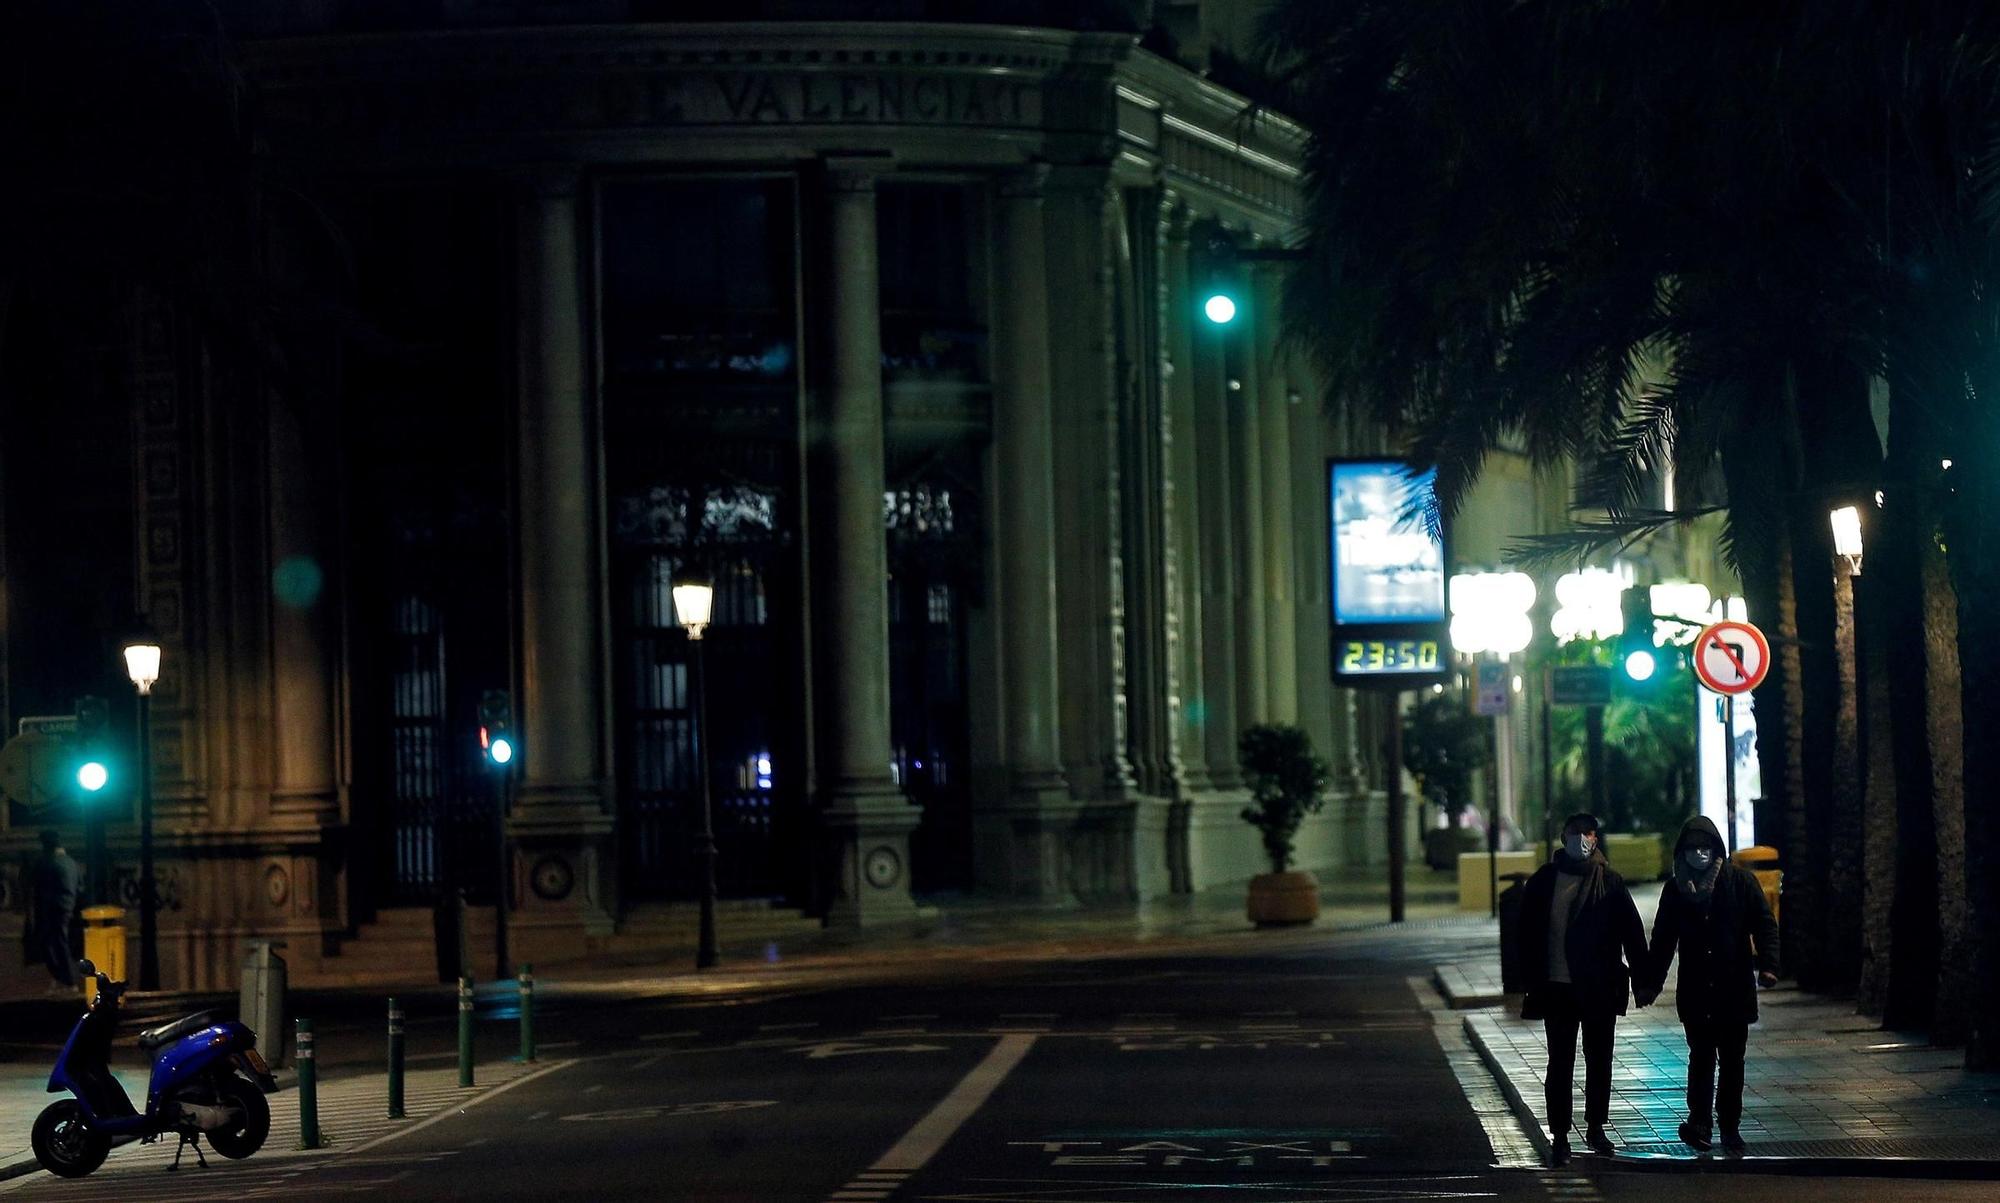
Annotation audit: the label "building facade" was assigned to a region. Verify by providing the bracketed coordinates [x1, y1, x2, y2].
[0, 4, 1422, 989]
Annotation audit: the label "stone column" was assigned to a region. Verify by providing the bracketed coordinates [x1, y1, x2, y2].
[1229, 273, 1269, 727]
[1045, 168, 1134, 806]
[815, 157, 920, 925]
[267, 398, 340, 830]
[1191, 242, 1242, 791]
[983, 166, 1076, 899]
[1161, 201, 1211, 799]
[264, 388, 342, 966]
[1254, 259, 1298, 724]
[511, 168, 612, 938]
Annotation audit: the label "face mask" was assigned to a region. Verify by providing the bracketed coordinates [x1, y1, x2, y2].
[1682, 847, 1715, 871]
[1564, 833, 1595, 860]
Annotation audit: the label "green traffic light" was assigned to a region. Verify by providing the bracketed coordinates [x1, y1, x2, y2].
[1623, 649, 1658, 682]
[1202, 293, 1238, 324]
[76, 761, 109, 793]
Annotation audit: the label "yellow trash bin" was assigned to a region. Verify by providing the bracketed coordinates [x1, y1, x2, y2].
[1730, 846, 1782, 925]
[80, 905, 126, 1003]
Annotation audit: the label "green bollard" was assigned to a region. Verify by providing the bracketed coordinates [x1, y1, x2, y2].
[458, 975, 475, 1087]
[387, 997, 405, 1119]
[518, 964, 535, 1063]
[296, 1017, 323, 1149]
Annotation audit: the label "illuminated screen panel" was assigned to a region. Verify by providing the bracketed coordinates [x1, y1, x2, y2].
[1329, 461, 1446, 625]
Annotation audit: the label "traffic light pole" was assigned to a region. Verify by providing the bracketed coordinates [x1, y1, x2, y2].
[495, 768, 511, 982]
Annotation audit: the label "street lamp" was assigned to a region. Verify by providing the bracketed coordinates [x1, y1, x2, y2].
[123, 639, 162, 991]
[1830, 504, 1864, 575]
[672, 577, 719, 971]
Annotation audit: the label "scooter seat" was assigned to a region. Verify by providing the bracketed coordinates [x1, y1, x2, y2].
[137, 1011, 216, 1051]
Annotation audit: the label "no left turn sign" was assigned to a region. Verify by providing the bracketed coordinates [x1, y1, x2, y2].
[1693, 620, 1770, 695]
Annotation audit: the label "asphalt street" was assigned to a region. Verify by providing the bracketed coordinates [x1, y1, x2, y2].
[2, 921, 1993, 1202]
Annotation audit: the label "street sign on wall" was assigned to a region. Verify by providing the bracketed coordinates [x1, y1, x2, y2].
[1693, 620, 1770, 695]
[1549, 665, 1612, 707]
[1473, 662, 1510, 715]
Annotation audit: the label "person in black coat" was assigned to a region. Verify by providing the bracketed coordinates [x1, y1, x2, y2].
[1514, 812, 1649, 1165]
[1640, 815, 1779, 1155]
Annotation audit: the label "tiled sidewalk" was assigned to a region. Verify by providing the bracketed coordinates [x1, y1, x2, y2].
[1454, 958, 2000, 1166]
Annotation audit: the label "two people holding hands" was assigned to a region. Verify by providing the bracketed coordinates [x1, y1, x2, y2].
[1515, 813, 1780, 1165]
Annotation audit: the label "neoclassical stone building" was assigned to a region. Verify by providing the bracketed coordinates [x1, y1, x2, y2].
[0, 3, 1401, 988]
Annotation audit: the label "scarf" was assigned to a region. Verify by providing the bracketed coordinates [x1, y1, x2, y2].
[1674, 852, 1723, 904]
[1555, 846, 1609, 906]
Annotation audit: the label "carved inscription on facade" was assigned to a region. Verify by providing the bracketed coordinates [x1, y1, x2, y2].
[703, 72, 1038, 126]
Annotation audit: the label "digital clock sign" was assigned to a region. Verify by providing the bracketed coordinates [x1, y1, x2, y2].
[1337, 638, 1443, 676]
[1329, 459, 1451, 688]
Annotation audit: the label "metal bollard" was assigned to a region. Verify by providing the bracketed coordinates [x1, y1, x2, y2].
[296, 1017, 323, 1149]
[387, 997, 405, 1119]
[457, 975, 475, 1087]
[518, 964, 535, 1063]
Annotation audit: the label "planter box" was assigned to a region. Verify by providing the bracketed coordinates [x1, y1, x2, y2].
[1458, 850, 1540, 912]
[1604, 832, 1666, 882]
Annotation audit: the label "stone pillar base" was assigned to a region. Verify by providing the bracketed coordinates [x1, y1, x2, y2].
[507, 796, 615, 948]
[822, 791, 922, 927]
[973, 794, 1081, 904]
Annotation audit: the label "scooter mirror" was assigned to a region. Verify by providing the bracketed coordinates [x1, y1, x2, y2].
[74, 959, 95, 979]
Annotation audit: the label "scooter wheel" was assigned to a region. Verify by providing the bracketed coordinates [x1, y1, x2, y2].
[32, 1100, 109, 1178]
[206, 1076, 270, 1159]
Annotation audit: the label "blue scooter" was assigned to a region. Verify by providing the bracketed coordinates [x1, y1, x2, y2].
[32, 959, 277, 1178]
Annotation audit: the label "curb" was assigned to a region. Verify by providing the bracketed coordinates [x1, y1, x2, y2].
[1461, 1015, 2000, 1179]
[1432, 967, 1505, 1010]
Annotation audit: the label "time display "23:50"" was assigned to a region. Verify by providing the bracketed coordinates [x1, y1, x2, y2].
[1337, 639, 1441, 674]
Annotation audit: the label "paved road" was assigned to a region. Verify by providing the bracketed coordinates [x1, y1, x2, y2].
[2, 921, 1992, 1201]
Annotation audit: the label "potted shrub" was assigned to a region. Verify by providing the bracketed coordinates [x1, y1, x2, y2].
[1237, 724, 1332, 926]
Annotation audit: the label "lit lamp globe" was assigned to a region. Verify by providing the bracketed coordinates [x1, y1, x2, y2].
[1623, 648, 1658, 682]
[123, 642, 162, 695]
[672, 581, 715, 640]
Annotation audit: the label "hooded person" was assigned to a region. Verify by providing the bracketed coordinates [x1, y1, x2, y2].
[1640, 815, 1780, 1155]
[1514, 813, 1649, 1165]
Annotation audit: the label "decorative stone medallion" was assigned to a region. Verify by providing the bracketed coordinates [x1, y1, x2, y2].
[531, 855, 575, 902]
[863, 845, 902, 890]
[264, 864, 291, 909]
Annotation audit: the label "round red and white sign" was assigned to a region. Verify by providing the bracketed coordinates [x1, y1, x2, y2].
[1693, 620, 1770, 696]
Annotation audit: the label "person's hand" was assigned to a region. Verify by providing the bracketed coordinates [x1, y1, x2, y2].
[1757, 971, 1779, 988]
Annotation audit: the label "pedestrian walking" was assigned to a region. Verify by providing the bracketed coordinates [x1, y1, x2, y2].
[32, 830, 82, 994]
[1640, 815, 1779, 1155]
[1513, 812, 1649, 1166]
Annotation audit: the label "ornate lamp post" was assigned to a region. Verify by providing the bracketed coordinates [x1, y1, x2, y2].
[672, 577, 719, 970]
[122, 639, 162, 990]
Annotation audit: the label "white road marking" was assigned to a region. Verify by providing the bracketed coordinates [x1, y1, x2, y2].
[760, 1021, 821, 1031]
[639, 1030, 703, 1042]
[632, 1052, 667, 1071]
[583, 1083, 604, 1093]
[796, 1040, 948, 1059]
[347, 1059, 577, 1155]
[870, 1034, 1038, 1173]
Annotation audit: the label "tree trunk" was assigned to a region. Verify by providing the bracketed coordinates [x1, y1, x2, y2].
[1824, 556, 1865, 996]
[1872, 495, 1937, 1031]
[1725, 457, 1812, 983]
[1948, 473, 2000, 1068]
[1920, 529, 1965, 1040]
[1855, 558, 1902, 1019]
